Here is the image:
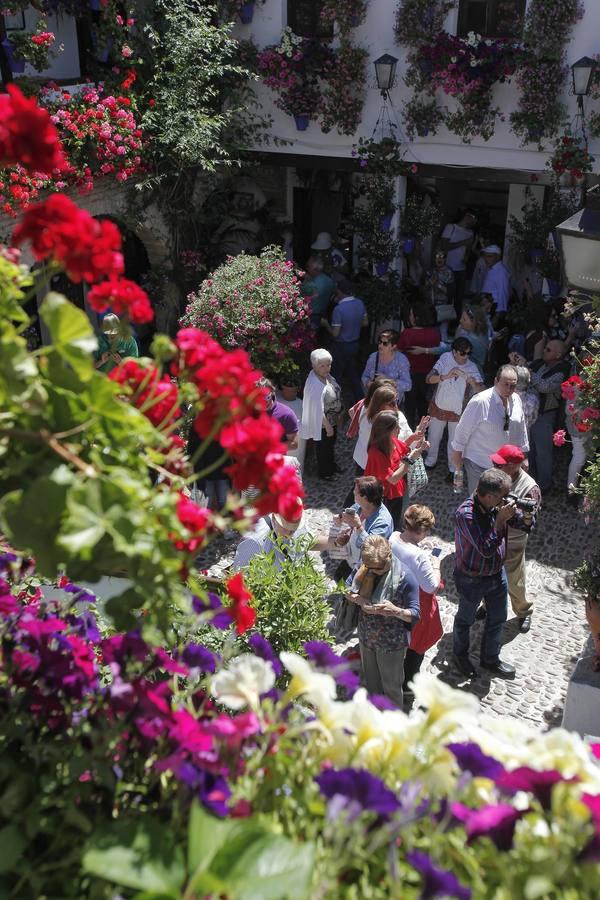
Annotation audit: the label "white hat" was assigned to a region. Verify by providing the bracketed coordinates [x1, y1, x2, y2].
[311, 231, 333, 250]
[482, 244, 502, 255]
[272, 499, 304, 533]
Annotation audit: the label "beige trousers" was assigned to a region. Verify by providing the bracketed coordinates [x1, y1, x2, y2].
[505, 528, 532, 617]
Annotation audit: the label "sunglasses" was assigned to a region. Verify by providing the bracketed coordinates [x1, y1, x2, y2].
[456, 349, 471, 357]
[378, 339, 391, 346]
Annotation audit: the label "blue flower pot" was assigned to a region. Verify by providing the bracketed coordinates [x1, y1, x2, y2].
[238, 1, 255, 24]
[530, 248, 544, 261]
[375, 261, 389, 276]
[350, 13, 359, 26]
[89, 0, 102, 9]
[402, 237, 416, 255]
[2, 39, 26, 74]
[294, 114, 309, 132]
[380, 213, 393, 231]
[416, 126, 430, 137]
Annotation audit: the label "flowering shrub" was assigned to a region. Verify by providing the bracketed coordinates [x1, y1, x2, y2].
[510, 0, 584, 145]
[181, 246, 312, 381]
[0, 85, 144, 217]
[561, 347, 600, 514]
[2, 19, 57, 70]
[394, 0, 456, 45]
[257, 27, 367, 134]
[548, 134, 595, 179]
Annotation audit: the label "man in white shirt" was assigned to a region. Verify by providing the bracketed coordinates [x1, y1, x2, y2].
[481, 245, 512, 316]
[451, 365, 529, 494]
[232, 501, 309, 571]
[440, 209, 476, 314]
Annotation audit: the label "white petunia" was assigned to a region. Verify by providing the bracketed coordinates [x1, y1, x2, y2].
[280, 651, 336, 708]
[211, 654, 275, 710]
[411, 671, 479, 731]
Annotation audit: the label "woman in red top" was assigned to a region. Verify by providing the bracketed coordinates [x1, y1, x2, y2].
[397, 304, 441, 428]
[364, 410, 426, 529]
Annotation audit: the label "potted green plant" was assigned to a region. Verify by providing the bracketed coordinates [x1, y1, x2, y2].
[2, 23, 56, 73]
[574, 552, 600, 671]
[402, 95, 445, 139]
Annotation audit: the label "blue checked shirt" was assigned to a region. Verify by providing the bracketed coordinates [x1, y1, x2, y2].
[454, 497, 506, 577]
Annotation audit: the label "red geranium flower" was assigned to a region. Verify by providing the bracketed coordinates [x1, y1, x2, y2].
[0, 85, 65, 175]
[12, 194, 124, 283]
[88, 278, 154, 324]
[225, 572, 256, 634]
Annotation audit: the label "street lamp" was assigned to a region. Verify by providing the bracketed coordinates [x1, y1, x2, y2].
[374, 53, 398, 95]
[556, 189, 600, 293]
[572, 56, 596, 99]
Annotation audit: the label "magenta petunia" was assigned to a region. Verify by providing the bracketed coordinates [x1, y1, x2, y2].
[451, 802, 526, 851]
[496, 766, 577, 811]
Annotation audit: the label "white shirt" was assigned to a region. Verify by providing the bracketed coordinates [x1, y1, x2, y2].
[482, 261, 512, 312]
[233, 516, 309, 571]
[442, 223, 473, 272]
[452, 386, 529, 469]
[430, 351, 483, 415]
[353, 408, 412, 469]
[390, 534, 439, 593]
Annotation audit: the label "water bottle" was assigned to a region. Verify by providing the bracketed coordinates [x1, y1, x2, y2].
[453, 468, 464, 494]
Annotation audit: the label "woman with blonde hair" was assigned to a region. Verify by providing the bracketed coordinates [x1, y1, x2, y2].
[390, 505, 444, 693]
[346, 534, 419, 707]
[94, 314, 139, 374]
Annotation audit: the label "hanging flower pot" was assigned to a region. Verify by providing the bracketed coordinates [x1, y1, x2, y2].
[530, 248, 544, 261]
[88, 0, 102, 9]
[294, 114, 309, 132]
[380, 213, 393, 231]
[375, 261, 389, 276]
[416, 125, 430, 138]
[402, 236, 416, 255]
[1, 38, 26, 74]
[350, 13, 359, 27]
[238, 1, 255, 24]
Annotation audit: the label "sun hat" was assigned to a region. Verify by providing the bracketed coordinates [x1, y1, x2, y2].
[490, 444, 525, 466]
[311, 231, 333, 251]
[272, 499, 304, 532]
[101, 313, 120, 336]
[482, 244, 502, 255]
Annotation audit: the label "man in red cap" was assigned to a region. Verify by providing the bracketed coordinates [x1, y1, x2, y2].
[489, 444, 541, 633]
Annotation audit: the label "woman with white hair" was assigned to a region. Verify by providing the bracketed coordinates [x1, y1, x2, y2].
[300, 348, 342, 478]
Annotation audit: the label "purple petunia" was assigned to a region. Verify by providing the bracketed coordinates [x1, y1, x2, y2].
[496, 766, 576, 811]
[316, 767, 400, 820]
[192, 592, 231, 630]
[407, 850, 471, 900]
[451, 802, 525, 852]
[248, 633, 282, 676]
[181, 642, 217, 673]
[304, 641, 360, 696]
[447, 742, 505, 781]
[369, 693, 397, 710]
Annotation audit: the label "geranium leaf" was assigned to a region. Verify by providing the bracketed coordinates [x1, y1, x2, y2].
[0, 825, 26, 874]
[187, 801, 233, 874]
[223, 835, 315, 900]
[40, 292, 97, 381]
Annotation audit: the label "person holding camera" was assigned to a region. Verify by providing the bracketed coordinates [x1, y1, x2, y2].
[452, 468, 517, 680]
[490, 444, 541, 634]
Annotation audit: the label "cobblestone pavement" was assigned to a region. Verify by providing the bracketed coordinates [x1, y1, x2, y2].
[197, 427, 599, 731]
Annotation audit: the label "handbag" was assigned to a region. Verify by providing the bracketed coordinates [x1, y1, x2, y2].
[407, 455, 429, 498]
[435, 303, 457, 323]
[335, 595, 359, 633]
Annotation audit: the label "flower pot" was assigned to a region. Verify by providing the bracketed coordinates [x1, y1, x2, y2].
[89, 0, 102, 8]
[349, 13, 359, 26]
[530, 248, 544, 262]
[375, 261, 389, 276]
[294, 114, 309, 132]
[417, 57, 432, 77]
[416, 125, 430, 137]
[402, 237, 416, 255]
[238, 1, 255, 24]
[585, 598, 600, 670]
[1, 39, 26, 74]
[380, 213, 393, 231]
[558, 171, 585, 188]
[528, 128, 543, 143]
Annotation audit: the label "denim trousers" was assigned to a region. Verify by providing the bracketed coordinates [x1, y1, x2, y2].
[453, 568, 508, 663]
[529, 410, 555, 493]
[331, 341, 363, 403]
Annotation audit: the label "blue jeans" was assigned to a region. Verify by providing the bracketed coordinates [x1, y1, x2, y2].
[529, 410, 555, 493]
[331, 341, 363, 403]
[453, 569, 508, 663]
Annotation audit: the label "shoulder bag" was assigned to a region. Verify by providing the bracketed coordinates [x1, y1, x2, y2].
[407, 455, 429, 498]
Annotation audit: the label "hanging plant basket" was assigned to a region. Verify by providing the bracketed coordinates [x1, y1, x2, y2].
[402, 236, 416, 254]
[1, 38, 26, 73]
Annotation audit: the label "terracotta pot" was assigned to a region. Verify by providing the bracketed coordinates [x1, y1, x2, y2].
[585, 597, 600, 671]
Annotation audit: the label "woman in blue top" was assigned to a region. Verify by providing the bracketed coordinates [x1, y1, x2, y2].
[455, 306, 489, 374]
[94, 314, 139, 374]
[361, 329, 412, 406]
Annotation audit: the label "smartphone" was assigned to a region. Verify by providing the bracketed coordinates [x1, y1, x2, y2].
[431, 547, 442, 557]
[343, 508, 356, 516]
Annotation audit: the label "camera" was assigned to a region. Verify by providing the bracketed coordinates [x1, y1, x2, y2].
[506, 493, 537, 513]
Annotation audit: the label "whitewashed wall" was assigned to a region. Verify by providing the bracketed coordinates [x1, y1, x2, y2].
[240, 0, 600, 173]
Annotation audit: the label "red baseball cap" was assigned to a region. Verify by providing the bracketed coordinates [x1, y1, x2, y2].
[490, 444, 525, 465]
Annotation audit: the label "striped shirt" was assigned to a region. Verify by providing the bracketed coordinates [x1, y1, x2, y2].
[454, 497, 506, 577]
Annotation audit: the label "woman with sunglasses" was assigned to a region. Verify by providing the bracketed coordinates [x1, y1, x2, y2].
[365, 410, 427, 528]
[423, 337, 483, 479]
[361, 329, 411, 407]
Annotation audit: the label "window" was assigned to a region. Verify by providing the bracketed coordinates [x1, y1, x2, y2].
[457, 0, 526, 38]
[287, 0, 333, 38]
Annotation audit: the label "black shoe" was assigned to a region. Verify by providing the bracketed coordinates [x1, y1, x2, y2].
[480, 658, 516, 678]
[453, 654, 477, 678]
[518, 615, 532, 634]
[475, 605, 487, 621]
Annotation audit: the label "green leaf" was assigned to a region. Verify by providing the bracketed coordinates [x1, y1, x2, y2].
[211, 832, 315, 900]
[187, 801, 234, 875]
[82, 819, 184, 895]
[40, 292, 97, 381]
[0, 825, 26, 874]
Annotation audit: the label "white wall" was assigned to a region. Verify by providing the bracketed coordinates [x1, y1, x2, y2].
[240, 0, 600, 173]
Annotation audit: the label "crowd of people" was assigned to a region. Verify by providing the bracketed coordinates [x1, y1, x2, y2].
[92, 217, 594, 711]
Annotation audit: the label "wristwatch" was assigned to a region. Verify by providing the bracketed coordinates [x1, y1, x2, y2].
[406, 456, 416, 466]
